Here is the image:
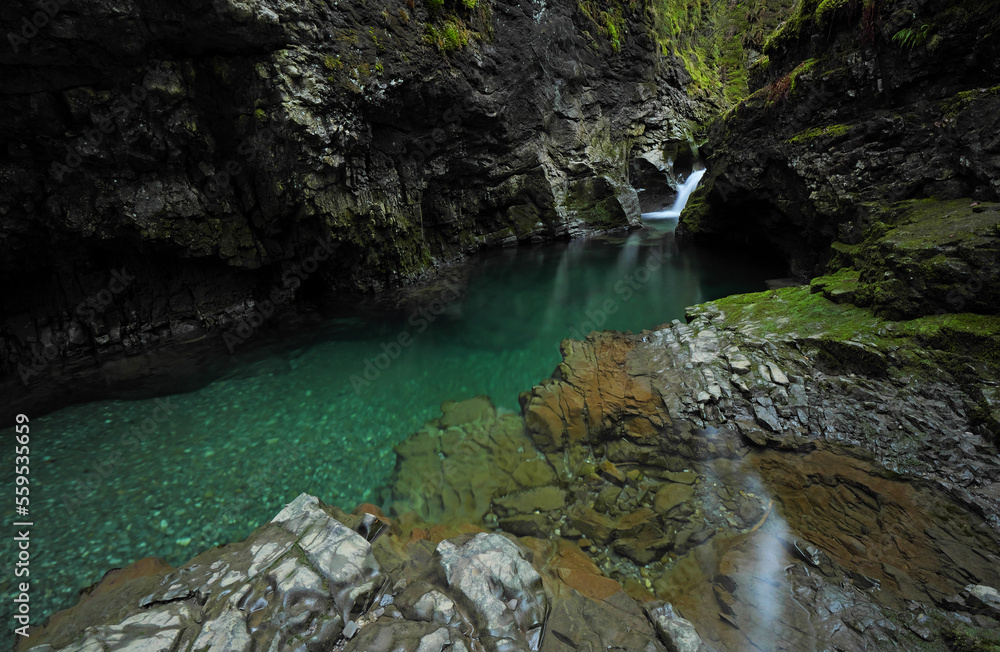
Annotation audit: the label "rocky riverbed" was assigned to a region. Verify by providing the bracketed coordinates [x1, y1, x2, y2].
[20, 240, 1000, 649]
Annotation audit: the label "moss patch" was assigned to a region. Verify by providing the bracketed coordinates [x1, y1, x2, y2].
[786, 123, 852, 144]
[694, 285, 1000, 381]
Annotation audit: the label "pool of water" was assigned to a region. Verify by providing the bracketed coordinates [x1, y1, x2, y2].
[0, 221, 785, 631]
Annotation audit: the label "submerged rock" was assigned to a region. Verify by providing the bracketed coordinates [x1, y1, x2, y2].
[385, 281, 1000, 649]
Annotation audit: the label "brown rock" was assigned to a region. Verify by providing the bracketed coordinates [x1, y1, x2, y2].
[653, 483, 695, 515]
[493, 486, 567, 516]
[511, 458, 558, 487]
[571, 507, 619, 544]
[598, 460, 627, 485]
[438, 395, 496, 428]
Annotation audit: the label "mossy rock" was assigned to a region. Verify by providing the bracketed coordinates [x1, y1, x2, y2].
[821, 199, 1000, 319]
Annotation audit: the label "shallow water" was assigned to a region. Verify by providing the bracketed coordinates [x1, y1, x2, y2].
[0, 221, 785, 630]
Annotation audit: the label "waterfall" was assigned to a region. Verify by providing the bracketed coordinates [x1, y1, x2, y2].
[641, 168, 707, 220]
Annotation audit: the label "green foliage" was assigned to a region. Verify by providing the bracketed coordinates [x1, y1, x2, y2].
[368, 27, 385, 52]
[891, 23, 931, 48]
[443, 21, 465, 49]
[648, 0, 795, 104]
[422, 0, 491, 54]
[763, 0, 890, 52]
[323, 54, 341, 70]
[577, 1, 629, 54]
[942, 623, 1000, 652]
[425, 20, 469, 51]
[374, 59, 384, 74]
[254, 108, 267, 121]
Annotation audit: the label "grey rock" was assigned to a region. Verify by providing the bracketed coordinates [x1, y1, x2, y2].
[189, 609, 251, 652]
[645, 603, 708, 652]
[437, 534, 546, 649]
[967, 584, 1000, 616]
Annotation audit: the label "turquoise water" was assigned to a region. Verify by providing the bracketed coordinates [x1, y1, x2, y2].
[1, 222, 784, 634]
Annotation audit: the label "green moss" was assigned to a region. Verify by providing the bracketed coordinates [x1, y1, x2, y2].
[368, 27, 386, 52]
[422, 0, 491, 54]
[815, 0, 851, 23]
[647, 0, 795, 103]
[763, 0, 892, 53]
[940, 84, 1000, 119]
[678, 190, 711, 234]
[790, 57, 819, 92]
[253, 109, 266, 121]
[942, 623, 1000, 652]
[698, 285, 1000, 381]
[577, 1, 627, 54]
[828, 240, 861, 268]
[786, 122, 852, 143]
[809, 267, 861, 302]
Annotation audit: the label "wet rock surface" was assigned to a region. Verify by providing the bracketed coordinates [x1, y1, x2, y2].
[388, 287, 1000, 650]
[18, 494, 684, 652]
[21, 282, 1000, 651]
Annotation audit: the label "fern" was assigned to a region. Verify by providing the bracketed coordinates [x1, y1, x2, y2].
[891, 23, 931, 48]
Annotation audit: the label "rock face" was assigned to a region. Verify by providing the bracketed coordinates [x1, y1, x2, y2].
[0, 0, 704, 390]
[18, 494, 690, 652]
[680, 0, 1000, 278]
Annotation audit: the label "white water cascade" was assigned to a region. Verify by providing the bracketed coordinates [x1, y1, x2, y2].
[641, 167, 707, 220]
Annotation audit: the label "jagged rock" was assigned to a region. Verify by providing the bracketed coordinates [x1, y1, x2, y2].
[21, 494, 676, 652]
[437, 534, 545, 648]
[645, 603, 708, 652]
[967, 585, 1000, 617]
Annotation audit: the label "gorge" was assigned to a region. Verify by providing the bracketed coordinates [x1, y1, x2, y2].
[2, 0, 999, 650]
